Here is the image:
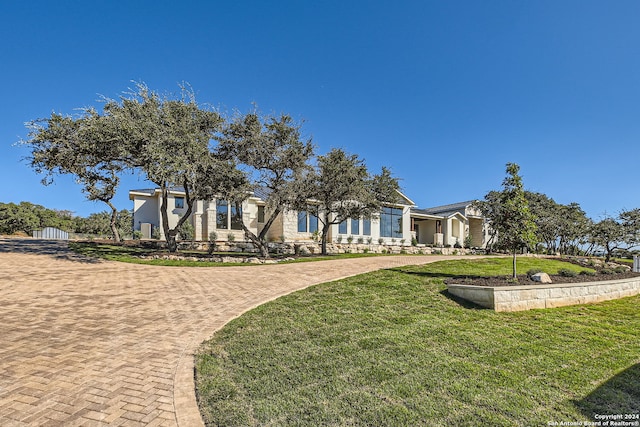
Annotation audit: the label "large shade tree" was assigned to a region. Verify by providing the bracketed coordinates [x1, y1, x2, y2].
[103, 83, 240, 252]
[217, 111, 313, 257]
[525, 191, 590, 255]
[23, 110, 126, 241]
[475, 163, 537, 279]
[302, 148, 401, 255]
[588, 208, 640, 262]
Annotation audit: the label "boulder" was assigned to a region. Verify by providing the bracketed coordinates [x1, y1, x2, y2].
[531, 272, 552, 284]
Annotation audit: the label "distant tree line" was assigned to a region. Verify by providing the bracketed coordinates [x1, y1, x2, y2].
[0, 201, 132, 238]
[22, 83, 401, 255]
[476, 163, 640, 267]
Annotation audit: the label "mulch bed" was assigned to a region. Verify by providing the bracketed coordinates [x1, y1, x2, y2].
[445, 271, 640, 287]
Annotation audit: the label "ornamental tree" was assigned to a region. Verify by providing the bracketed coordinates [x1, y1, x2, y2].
[476, 163, 537, 279]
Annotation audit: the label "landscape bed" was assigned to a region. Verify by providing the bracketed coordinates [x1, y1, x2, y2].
[447, 276, 640, 312]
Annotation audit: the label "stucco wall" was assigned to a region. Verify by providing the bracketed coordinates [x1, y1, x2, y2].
[133, 196, 159, 230]
[447, 277, 640, 312]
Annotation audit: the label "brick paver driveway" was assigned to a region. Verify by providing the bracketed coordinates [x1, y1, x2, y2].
[0, 238, 468, 426]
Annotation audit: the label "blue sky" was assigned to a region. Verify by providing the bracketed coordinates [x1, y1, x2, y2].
[2, 1, 639, 219]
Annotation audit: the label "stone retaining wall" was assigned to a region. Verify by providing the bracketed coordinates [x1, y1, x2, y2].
[184, 241, 471, 256]
[446, 277, 640, 312]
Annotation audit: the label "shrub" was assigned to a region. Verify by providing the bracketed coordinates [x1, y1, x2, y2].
[381, 249, 387, 254]
[151, 226, 161, 240]
[400, 249, 407, 254]
[601, 268, 614, 275]
[614, 266, 628, 274]
[579, 270, 597, 276]
[357, 237, 364, 244]
[378, 238, 384, 245]
[558, 268, 578, 277]
[411, 237, 418, 246]
[363, 248, 369, 254]
[454, 239, 462, 249]
[132, 230, 143, 240]
[464, 235, 473, 249]
[391, 238, 397, 244]
[400, 239, 406, 246]
[336, 235, 343, 243]
[434, 250, 442, 255]
[208, 231, 218, 255]
[347, 235, 354, 244]
[279, 235, 286, 243]
[367, 237, 373, 244]
[227, 232, 236, 242]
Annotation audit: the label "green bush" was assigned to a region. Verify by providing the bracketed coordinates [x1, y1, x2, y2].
[411, 237, 418, 246]
[558, 268, 578, 277]
[357, 237, 364, 244]
[347, 235, 354, 244]
[227, 233, 235, 242]
[601, 268, 614, 275]
[614, 266, 628, 273]
[336, 236, 343, 243]
[579, 270, 597, 276]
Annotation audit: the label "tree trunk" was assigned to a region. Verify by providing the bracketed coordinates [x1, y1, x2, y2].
[320, 214, 332, 255]
[235, 201, 278, 258]
[166, 231, 178, 253]
[512, 250, 517, 279]
[105, 200, 121, 243]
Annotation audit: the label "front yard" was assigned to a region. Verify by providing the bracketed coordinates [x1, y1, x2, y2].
[195, 258, 640, 426]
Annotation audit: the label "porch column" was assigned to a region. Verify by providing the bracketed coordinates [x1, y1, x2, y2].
[193, 200, 204, 241]
[443, 218, 452, 246]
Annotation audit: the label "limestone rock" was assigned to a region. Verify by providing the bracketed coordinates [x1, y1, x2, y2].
[531, 272, 552, 284]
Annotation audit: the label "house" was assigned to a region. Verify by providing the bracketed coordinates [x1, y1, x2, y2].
[129, 188, 488, 248]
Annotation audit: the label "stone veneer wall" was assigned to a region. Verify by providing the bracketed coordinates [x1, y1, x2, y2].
[446, 278, 640, 312]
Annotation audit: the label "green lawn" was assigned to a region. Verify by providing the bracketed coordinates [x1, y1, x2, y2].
[195, 258, 639, 426]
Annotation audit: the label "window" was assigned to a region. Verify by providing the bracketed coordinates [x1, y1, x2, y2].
[309, 212, 318, 233]
[380, 207, 403, 238]
[174, 197, 184, 209]
[351, 218, 359, 235]
[230, 203, 243, 230]
[216, 200, 228, 229]
[338, 220, 347, 234]
[257, 206, 265, 223]
[298, 208, 319, 233]
[298, 211, 307, 232]
[363, 219, 371, 236]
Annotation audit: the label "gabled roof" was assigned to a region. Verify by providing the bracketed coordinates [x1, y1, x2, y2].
[128, 187, 186, 200]
[415, 200, 475, 216]
[395, 190, 416, 207]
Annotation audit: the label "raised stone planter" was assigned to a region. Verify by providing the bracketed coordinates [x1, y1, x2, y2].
[446, 277, 640, 312]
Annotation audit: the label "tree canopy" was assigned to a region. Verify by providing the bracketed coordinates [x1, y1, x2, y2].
[302, 148, 401, 255]
[216, 111, 313, 257]
[475, 163, 537, 279]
